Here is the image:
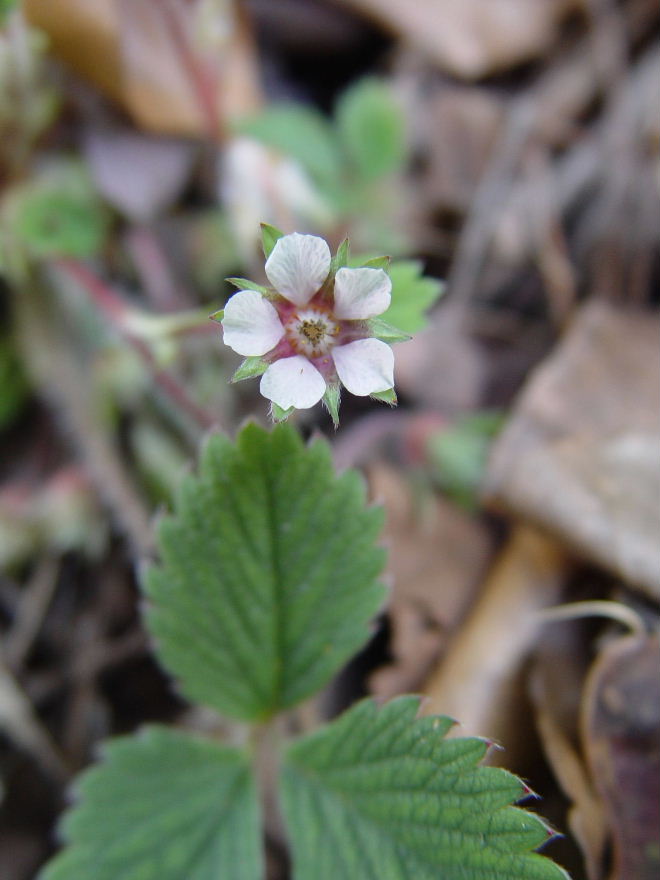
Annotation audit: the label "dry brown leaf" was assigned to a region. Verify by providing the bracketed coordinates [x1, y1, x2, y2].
[484, 301, 660, 598]
[422, 525, 571, 767]
[581, 632, 660, 880]
[24, 0, 262, 135]
[367, 464, 493, 698]
[334, 0, 575, 79]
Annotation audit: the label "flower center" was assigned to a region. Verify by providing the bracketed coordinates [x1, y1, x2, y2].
[286, 308, 339, 357]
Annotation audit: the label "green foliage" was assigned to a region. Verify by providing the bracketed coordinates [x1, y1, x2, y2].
[428, 411, 505, 511]
[236, 106, 342, 192]
[0, 0, 18, 23]
[336, 78, 406, 182]
[322, 383, 341, 428]
[145, 423, 385, 721]
[0, 334, 28, 428]
[226, 277, 271, 296]
[382, 259, 445, 333]
[281, 697, 567, 880]
[371, 387, 397, 406]
[4, 160, 107, 264]
[40, 727, 261, 880]
[367, 317, 411, 344]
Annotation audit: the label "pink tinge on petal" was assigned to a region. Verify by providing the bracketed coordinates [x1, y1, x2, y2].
[260, 355, 326, 409]
[221, 289, 284, 356]
[333, 267, 392, 320]
[265, 233, 331, 306]
[332, 338, 394, 396]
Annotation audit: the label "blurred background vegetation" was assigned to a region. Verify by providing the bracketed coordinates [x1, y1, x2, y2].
[0, 1, 658, 878]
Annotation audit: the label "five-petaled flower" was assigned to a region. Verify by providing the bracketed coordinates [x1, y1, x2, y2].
[220, 232, 401, 419]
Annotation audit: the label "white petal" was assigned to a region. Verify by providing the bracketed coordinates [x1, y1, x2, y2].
[332, 339, 394, 396]
[222, 290, 284, 356]
[265, 233, 331, 306]
[333, 267, 391, 319]
[260, 356, 326, 409]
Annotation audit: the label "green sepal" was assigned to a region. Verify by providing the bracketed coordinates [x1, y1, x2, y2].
[209, 309, 224, 323]
[231, 357, 269, 383]
[271, 402, 294, 422]
[367, 317, 411, 343]
[261, 223, 285, 259]
[322, 384, 341, 428]
[226, 277, 271, 295]
[361, 255, 391, 271]
[330, 238, 350, 274]
[371, 387, 397, 406]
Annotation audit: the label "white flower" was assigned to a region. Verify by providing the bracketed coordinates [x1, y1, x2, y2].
[221, 232, 397, 415]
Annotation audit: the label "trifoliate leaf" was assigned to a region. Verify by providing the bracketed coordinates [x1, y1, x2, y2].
[281, 697, 567, 880]
[260, 223, 285, 259]
[226, 277, 271, 296]
[40, 727, 261, 880]
[370, 387, 397, 406]
[336, 78, 406, 181]
[231, 356, 269, 383]
[236, 106, 342, 192]
[382, 260, 444, 334]
[367, 318, 411, 343]
[145, 424, 385, 721]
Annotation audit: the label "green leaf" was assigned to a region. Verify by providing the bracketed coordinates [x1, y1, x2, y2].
[370, 387, 397, 406]
[428, 411, 505, 511]
[336, 78, 406, 181]
[145, 424, 385, 721]
[209, 308, 224, 323]
[261, 223, 285, 259]
[281, 697, 567, 880]
[322, 383, 341, 428]
[382, 260, 445, 334]
[231, 356, 269, 383]
[330, 238, 350, 276]
[235, 106, 342, 191]
[367, 318, 411, 343]
[12, 160, 107, 260]
[40, 727, 261, 880]
[226, 277, 271, 296]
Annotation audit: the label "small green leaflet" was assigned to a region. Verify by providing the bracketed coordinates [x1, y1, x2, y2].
[260, 223, 285, 259]
[322, 383, 341, 427]
[40, 727, 261, 880]
[145, 423, 385, 721]
[335, 78, 406, 182]
[370, 387, 397, 406]
[281, 697, 568, 880]
[367, 317, 411, 343]
[235, 105, 342, 193]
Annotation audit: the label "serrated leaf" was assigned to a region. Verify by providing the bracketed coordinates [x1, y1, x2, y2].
[260, 223, 285, 259]
[145, 424, 386, 721]
[367, 318, 411, 343]
[231, 356, 269, 383]
[336, 78, 406, 181]
[226, 277, 271, 295]
[40, 727, 261, 880]
[382, 260, 445, 334]
[235, 106, 342, 192]
[281, 697, 567, 880]
[370, 387, 397, 406]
